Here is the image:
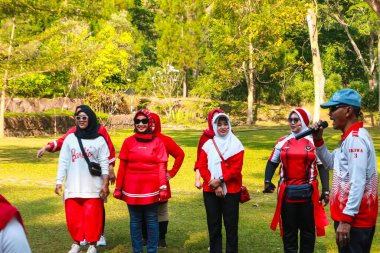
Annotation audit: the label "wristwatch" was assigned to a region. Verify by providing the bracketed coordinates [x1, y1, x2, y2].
[219, 176, 224, 183]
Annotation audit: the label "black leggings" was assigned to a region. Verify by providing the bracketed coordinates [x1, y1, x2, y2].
[281, 200, 315, 253]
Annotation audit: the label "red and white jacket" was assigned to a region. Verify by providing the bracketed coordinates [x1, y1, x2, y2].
[116, 135, 168, 205]
[269, 134, 329, 236]
[47, 125, 116, 166]
[316, 122, 378, 228]
[198, 113, 244, 194]
[268, 135, 320, 186]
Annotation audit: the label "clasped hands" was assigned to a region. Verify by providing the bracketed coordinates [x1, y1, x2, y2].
[208, 179, 224, 198]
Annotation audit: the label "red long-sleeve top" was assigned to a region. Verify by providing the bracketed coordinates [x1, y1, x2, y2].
[47, 125, 116, 166]
[116, 135, 168, 205]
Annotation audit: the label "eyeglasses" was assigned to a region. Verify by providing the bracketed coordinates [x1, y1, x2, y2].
[287, 118, 300, 124]
[75, 116, 88, 121]
[329, 104, 348, 113]
[134, 118, 149, 124]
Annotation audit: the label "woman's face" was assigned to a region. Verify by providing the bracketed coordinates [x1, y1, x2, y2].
[76, 112, 89, 129]
[288, 112, 302, 134]
[217, 118, 229, 137]
[134, 115, 149, 133]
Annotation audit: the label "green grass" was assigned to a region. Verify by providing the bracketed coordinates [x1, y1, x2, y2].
[1, 126, 380, 253]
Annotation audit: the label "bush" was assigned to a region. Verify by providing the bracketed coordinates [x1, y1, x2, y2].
[285, 78, 313, 106]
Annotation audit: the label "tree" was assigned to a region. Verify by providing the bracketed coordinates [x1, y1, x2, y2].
[155, 0, 205, 98]
[198, 0, 306, 125]
[325, 0, 378, 89]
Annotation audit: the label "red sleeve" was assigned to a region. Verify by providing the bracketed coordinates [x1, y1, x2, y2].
[47, 127, 76, 152]
[162, 136, 185, 178]
[155, 139, 168, 187]
[115, 159, 127, 189]
[98, 125, 116, 166]
[194, 134, 209, 170]
[222, 151, 244, 182]
[198, 150, 211, 183]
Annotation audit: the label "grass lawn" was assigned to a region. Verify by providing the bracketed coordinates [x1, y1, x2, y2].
[0, 126, 379, 253]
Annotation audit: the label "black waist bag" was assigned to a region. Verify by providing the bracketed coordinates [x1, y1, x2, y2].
[285, 184, 313, 200]
[88, 162, 102, 177]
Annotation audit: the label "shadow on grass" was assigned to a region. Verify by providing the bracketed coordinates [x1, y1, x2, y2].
[0, 145, 59, 165]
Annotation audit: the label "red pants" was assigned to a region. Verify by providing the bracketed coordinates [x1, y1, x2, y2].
[65, 198, 103, 243]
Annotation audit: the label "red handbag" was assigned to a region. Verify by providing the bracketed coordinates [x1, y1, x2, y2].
[240, 185, 251, 203]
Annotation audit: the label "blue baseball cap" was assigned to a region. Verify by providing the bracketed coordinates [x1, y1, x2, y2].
[321, 88, 361, 108]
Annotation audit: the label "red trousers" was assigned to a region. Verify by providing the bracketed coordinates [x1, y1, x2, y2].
[65, 198, 103, 243]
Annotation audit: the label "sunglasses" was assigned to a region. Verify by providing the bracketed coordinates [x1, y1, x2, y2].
[329, 104, 348, 113]
[75, 116, 88, 121]
[287, 118, 300, 124]
[134, 118, 149, 124]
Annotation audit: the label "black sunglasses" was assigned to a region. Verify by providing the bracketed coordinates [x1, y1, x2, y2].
[329, 104, 348, 113]
[287, 118, 299, 124]
[75, 116, 88, 121]
[134, 118, 149, 124]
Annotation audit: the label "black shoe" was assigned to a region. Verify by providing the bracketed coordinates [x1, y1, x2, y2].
[158, 239, 167, 248]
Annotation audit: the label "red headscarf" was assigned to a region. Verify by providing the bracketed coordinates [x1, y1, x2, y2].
[150, 112, 162, 137]
[203, 108, 224, 138]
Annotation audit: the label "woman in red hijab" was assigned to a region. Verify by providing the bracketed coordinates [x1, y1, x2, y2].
[140, 112, 185, 248]
[114, 109, 168, 253]
[194, 108, 224, 189]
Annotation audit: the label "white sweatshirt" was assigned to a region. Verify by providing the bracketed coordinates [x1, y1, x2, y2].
[56, 133, 110, 200]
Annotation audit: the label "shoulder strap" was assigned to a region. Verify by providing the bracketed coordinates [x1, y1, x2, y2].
[77, 136, 91, 166]
[212, 138, 225, 163]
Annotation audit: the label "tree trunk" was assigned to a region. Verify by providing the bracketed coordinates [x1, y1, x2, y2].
[0, 17, 16, 138]
[369, 31, 377, 90]
[246, 42, 256, 125]
[307, 8, 325, 122]
[378, 28, 380, 127]
[182, 65, 187, 97]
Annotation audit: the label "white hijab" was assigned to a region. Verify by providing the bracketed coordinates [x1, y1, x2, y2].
[202, 113, 244, 195]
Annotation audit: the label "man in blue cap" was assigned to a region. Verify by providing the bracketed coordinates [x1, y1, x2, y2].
[311, 88, 378, 253]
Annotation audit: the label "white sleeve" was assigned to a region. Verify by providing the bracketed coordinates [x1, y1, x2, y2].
[98, 138, 110, 176]
[315, 143, 336, 170]
[343, 137, 368, 217]
[269, 143, 281, 163]
[0, 218, 32, 253]
[56, 137, 70, 184]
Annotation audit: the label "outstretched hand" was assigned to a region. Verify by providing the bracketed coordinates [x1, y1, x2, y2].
[263, 182, 276, 193]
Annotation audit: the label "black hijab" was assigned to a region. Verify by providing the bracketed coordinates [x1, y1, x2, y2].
[74, 105, 100, 139]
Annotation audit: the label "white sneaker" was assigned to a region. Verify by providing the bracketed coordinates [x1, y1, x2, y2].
[68, 244, 82, 253]
[80, 240, 87, 246]
[96, 235, 106, 246]
[87, 245, 97, 253]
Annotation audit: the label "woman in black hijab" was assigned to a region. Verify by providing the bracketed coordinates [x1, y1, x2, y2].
[55, 105, 110, 253]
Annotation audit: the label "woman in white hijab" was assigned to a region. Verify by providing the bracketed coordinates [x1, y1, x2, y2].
[198, 113, 244, 253]
[263, 108, 330, 253]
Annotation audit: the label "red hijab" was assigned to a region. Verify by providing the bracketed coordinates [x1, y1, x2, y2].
[203, 108, 224, 138]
